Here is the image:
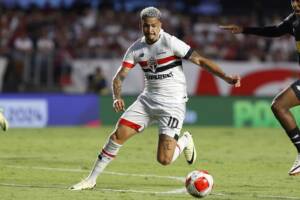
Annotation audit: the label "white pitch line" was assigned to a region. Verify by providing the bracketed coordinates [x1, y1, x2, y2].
[0, 182, 187, 195]
[0, 183, 66, 189]
[95, 187, 187, 195]
[6, 165, 185, 182]
[4, 165, 300, 200]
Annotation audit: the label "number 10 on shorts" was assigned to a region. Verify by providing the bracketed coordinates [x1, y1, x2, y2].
[167, 116, 179, 128]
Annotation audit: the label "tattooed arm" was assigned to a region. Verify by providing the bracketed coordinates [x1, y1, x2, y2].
[112, 67, 131, 112]
[188, 50, 240, 87]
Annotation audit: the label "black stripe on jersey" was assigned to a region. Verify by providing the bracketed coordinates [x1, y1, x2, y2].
[142, 60, 182, 73]
[183, 48, 193, 59]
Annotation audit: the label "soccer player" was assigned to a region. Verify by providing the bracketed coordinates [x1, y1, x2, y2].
[70, 7, 240, 190]
[220, 0, 300, 176]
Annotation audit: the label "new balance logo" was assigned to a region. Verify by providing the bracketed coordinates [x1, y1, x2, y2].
[297, 86, 300, 91]
[139, 53, 144, 57]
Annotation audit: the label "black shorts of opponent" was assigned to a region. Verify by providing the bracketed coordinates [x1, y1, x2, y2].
[291, 80, 300, 100]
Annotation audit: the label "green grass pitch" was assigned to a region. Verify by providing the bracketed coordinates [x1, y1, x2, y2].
[0, 126, 300, 200]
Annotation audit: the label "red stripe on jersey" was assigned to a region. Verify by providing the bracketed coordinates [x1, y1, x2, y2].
[122, 61, 135, 68]
[139, 56, 178, 68]
[101, 149, 116, 158]
[139, 61, 148, 67]
[157, 56, 178, 65]
[119, 118, 141, 132]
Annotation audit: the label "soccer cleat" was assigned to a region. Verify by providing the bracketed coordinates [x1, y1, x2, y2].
[289, 154, 300, 176]
[0, 112, 8, 131]
[69, 178, 96, 190]
[183, 131, 197, 165]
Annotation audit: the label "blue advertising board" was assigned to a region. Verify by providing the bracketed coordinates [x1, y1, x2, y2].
[0, 94, 100, 127]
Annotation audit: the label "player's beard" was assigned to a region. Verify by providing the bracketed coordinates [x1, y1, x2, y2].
[145, 34, 159, 44]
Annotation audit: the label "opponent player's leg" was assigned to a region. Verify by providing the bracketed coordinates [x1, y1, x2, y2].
[271, 81, 300, 175]
[70, 124, 138, 190]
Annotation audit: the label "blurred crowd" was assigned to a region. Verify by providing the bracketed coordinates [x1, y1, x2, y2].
[0, 2, 296, 92]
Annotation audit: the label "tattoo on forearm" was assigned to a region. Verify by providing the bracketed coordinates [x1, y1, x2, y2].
[112, 74, 124, 99]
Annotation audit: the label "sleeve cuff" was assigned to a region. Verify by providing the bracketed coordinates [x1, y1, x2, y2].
[122, 61, 135, 68]
[183, 48, 193, 59]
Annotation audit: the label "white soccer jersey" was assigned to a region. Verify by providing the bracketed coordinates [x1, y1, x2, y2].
[122, 30, 192, 103]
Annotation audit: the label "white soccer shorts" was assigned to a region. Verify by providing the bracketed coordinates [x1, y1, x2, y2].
[118, 94, 186, 140]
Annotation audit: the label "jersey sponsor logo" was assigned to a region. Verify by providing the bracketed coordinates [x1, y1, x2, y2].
[145, 72, 173, 80]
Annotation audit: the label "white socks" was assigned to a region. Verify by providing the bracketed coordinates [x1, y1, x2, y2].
[172, 134, 189, 162]
[87, 133, 189, 181]
[87, 138, 122, 181]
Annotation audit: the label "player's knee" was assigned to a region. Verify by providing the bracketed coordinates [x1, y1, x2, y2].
[110, 128, 126, 144]
[271, 100, 284, 115]
[110, 126, 134, 144]
[110, 132, 118, 142]
[157, 156, 172, 166]
[157, 158, 172, 166]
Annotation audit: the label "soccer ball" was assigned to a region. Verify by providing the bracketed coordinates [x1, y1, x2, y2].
[185, 170, 214, 198]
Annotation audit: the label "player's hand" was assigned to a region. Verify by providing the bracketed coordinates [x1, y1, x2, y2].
[224, 75, 241, 87]
[113, 98, 125, 112]
[219, 25, 243, 34]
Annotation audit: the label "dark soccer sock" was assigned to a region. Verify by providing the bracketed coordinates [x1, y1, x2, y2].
[286, 127, 300, 153]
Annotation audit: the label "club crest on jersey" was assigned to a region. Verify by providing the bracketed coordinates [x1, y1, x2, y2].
[148, 57, 158, 73]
